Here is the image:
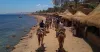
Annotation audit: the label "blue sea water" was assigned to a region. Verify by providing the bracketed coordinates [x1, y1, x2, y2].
[0, 14, 37, 52]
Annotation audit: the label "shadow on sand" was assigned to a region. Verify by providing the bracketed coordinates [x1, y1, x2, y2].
[56, 48, 67, 52]
[36, 44, 46, 52]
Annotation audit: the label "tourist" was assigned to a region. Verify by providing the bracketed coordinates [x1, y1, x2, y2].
[39, 20, 45, 29]
[36, 20, 46, 46]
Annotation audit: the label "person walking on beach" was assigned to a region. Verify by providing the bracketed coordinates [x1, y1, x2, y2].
[49, 15, 52, 29]
[39, 20, 45, 28]
[52, 16, 55, 28]
[45, 16, 50, 32]
[56, 22, 63, 37]
[72, 24, 76, 36]
[52, 16, 57, 29]
[56, 17, 60, 30]
[36, 20, 46, 46]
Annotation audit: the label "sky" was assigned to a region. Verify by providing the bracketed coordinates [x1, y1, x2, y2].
[0, 0, 53, 14]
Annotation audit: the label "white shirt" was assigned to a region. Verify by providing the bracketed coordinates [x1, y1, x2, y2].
[59, 22, 63, 28]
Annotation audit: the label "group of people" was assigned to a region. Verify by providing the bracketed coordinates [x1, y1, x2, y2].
[36, 14, 66, 49]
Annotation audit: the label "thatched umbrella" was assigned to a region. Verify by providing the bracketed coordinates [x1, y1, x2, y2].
[59, 9, 73, 20]
[85, 4, 100, 28]
[86, 13, 100, 28]
[86, 4, 100, 19]
[73, 11, 87, 23]
[89, 4, 100, 16]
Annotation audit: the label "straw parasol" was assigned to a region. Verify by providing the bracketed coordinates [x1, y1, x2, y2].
[86, 13, 100, 28]
[85, 4, 100, 28]
[64, 9, 73, 15]
[59, 9, 73, 20]
[88, 4, 100, 16]
[73, 11, 87, 23]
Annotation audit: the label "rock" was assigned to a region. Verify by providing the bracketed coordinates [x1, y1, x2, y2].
[30, 33, 32, 34]
[20, 37, 26, 40]
[22, 36, 25, 37]
[6, 45, 11, 49]
[20, 38, 23, 40]
[46, 31, 49, 33]
[29, 35, 32, 38]
[11, 35, 16, 38]
[24, 30, 27, 32]
[11, 47, 15, 50]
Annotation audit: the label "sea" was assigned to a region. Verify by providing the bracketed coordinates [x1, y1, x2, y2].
[0, 14, 37, 52]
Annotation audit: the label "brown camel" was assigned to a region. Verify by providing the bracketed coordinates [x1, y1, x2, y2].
[57, 30, 66, 49]
[36, 28, 45, 46]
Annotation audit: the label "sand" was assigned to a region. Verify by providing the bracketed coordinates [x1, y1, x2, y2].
[12, 15, 93, 52]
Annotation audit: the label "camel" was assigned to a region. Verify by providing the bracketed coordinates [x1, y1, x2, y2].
[36, 28, 45, 46]
[57, 29, 66, 49]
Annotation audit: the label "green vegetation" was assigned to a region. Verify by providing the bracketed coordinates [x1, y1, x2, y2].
[35, 0, 99, 14]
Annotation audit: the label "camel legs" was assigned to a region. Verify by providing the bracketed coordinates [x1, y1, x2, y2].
[58, 38, 64, 49]
[38, 35, 44, 46]
[38, 36, 41, 46]
[41, 36, 44, 46]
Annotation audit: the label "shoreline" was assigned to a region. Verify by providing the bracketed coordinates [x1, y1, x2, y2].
[11, 14, 93, 52]
[11, 15, 46, 52]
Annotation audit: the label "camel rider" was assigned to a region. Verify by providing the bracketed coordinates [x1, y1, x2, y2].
[39, 20, 45, 28]
[59, 22, 66, 34]
[38, 20, 46, 36]
[59, 22, 64, 29]
[56, 22, 66, 38]
[36, 20, 45, 46]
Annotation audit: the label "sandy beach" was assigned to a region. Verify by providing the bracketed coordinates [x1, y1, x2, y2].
[12, 15, 93, 52]
[11, 15, 46, 52]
